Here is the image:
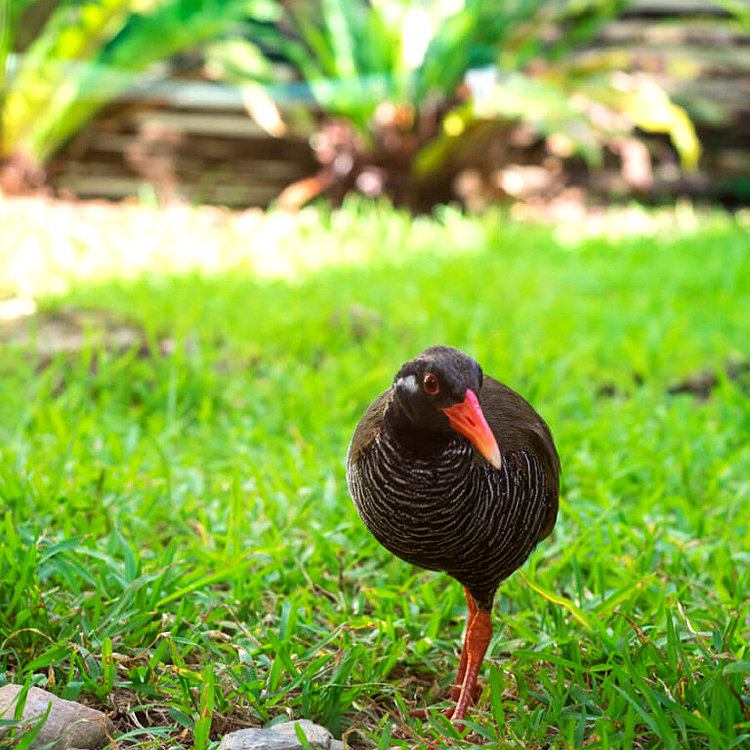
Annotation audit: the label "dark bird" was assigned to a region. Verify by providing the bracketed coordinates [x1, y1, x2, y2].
[346, 346, 560, 723]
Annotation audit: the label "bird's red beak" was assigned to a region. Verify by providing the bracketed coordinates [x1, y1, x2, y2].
[441, 389, 502, 469]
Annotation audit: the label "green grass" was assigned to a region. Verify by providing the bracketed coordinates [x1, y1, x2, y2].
[1, 200, 749, 749]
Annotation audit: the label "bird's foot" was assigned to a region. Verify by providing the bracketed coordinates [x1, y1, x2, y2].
[408, 707, 474, 742]
[408, 679, 482, 721]
[407, 683, 481, 726]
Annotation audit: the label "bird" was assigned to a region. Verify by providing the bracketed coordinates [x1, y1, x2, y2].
[346, 345, 560, 723]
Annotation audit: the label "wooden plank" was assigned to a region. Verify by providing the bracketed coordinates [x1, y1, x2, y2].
[627, 0, 731, 15]
[56, 174, 282, 204]
[121, 69, 305, 110]
[598, 18, 750, 45]
[59, 158, 307, 184]
[575, 43, 750, 72]
[130, 111, 268, 138]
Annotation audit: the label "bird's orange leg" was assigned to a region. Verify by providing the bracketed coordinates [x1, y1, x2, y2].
[409, 588, 487, 722]
[450, 588, 480, 703]
[450, 608, 492, 723]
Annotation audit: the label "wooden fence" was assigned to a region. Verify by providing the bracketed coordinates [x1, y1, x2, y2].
[43, 0, 750, 208]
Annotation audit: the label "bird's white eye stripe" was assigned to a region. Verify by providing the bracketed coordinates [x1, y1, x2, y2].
[396, 375, 418, 392]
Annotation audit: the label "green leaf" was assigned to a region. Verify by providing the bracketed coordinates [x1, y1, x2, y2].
[193, 715, 211, 750]
[723, 661, 750, 675]
[294, 721, 315, 750]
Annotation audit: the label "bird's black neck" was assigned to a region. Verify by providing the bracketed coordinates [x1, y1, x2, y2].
[382, 401, 457, 461]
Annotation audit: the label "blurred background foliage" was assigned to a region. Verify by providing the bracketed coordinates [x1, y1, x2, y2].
[0, 0, 277, 165]
[0, 0, 748, 210]
[257, 0, 702, 209]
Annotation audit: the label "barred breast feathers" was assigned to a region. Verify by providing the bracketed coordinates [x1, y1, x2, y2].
[348, 424, 551, 590]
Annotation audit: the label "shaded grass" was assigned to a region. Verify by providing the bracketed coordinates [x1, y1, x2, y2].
[1, 201, 749, 748]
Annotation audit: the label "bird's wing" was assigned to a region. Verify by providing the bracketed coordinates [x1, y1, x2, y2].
[347, 388, 392, 464]
[479, 375, 560, 542]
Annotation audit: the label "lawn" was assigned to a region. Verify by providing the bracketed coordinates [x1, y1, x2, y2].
[1, 198, 749, 749]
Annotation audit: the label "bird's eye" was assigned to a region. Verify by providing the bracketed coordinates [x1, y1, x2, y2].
[423, 373, 440, 395]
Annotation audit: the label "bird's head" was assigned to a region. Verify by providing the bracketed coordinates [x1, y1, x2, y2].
[391, 346, 502, 469]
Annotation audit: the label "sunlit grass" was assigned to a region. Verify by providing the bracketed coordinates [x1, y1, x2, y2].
[3, 196, 747, 297]
[1, 198, 749, 748]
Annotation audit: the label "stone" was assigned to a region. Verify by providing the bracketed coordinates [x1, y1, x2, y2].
[217, 719, 344, 750]
[0, 685, 113, 750]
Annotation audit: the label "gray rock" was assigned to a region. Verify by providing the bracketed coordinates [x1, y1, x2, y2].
[218, 719, 343, 750]
[0, 685, 113, 750]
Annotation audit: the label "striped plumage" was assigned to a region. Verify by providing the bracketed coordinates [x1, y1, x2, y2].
[349, 432, 554, 611]
[346, 346, 560, 722]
